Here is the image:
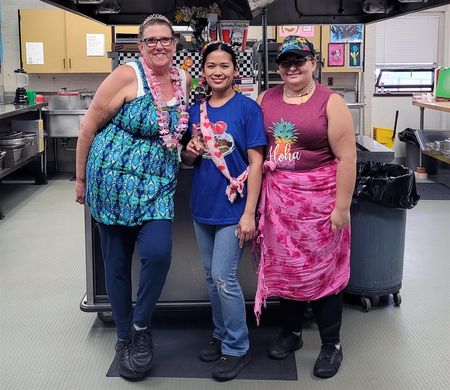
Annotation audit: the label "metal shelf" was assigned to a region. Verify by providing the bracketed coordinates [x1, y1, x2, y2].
[0, 152, 42, 180]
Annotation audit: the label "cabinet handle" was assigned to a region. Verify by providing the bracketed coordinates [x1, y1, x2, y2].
[69, 58, 72, 68]
[63, 58, 66, 68]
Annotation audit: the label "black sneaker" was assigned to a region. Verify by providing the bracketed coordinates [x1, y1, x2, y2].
[313, 343, 343, 378]
[115, 340, 143, 380]
[268, 331, 303, 360]
[212, 352, 251, 381]
[199, 338, 222, 362]
[130, 328, 153, 374]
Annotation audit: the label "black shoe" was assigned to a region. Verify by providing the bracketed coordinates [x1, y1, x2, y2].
[115, 340, 143, 380]
[212, 352, 251, 381]
[131, 328, 153, 374]
[313, 343, 343, 378]
[199, 338, 222, 362]
[268, 331, 303, 360]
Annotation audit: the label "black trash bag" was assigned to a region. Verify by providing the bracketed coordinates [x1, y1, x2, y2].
[354, 161, 420, 209]
[398, 128, 419, 146]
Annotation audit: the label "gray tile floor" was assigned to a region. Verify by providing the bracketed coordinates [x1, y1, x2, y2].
[1, 176, 449, 390]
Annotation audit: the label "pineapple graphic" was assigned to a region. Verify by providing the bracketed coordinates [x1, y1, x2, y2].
[270, 118, 299, 168]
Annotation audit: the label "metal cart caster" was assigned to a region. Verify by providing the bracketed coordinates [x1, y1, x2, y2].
[393, 292, 402, 306]
[361, 296, 371, 312]
[97, 311, 114, 323]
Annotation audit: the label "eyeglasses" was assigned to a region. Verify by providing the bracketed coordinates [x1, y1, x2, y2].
[141, 37, 175, 48]
[279, 58, 312, 69]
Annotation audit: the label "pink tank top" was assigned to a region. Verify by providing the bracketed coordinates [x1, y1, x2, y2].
[260, 83, 335, 171]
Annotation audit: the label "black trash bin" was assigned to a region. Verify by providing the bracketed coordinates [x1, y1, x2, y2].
[398, 128, 438, 174]
[346, 162, 420, 312]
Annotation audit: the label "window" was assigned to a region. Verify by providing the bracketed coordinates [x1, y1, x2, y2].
[374, 13, 442, 95]
[374, 68, 434, 95]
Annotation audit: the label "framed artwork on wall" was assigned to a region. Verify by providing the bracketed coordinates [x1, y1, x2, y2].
[348, 42, 362, 67]
[277, 25, 315, 38]
[330, 24, 363, 43]
[328, 43, 345, 67]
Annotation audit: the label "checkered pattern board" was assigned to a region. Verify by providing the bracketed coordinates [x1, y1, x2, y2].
[114, 51, 254, 78]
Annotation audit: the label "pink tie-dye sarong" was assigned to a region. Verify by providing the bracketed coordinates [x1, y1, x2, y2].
[254, 161, 350, 324]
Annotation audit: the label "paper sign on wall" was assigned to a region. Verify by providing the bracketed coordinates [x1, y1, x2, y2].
[25, 42, 44, 65]
[86, 34, 105, 56]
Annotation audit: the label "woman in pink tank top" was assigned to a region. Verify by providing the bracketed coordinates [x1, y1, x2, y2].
[254, 36, 356, 379]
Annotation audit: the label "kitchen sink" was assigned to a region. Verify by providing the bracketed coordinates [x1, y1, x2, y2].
[44, 109, 87, 138]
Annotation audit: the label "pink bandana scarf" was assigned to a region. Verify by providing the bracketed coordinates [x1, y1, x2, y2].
[199, 99, 248, 203]
[254, 161, 351, 325]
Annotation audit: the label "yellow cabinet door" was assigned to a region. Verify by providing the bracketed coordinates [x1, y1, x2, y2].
[65, 12, 112, 73]
[114, 25, 139, 35]
[20, 9, 112, 73]
[19, 9, 67, 73]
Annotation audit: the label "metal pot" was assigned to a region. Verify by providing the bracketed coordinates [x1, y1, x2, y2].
[444, 139, 450, 151]
[0, 136, 29, 148]
[0, 150, 6, 170]
[2, 147, 25, 167]
[434, 140, 444, 150]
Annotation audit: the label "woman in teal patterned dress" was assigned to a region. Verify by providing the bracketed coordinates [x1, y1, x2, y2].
[75, 14, 191, 380]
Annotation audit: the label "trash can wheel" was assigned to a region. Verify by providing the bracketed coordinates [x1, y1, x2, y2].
[361, 297, 371, 312]
[97, 311, 114, 323]
[393, 292, 402, 306]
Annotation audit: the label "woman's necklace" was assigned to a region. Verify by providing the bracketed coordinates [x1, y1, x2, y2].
[284, 82, 315, 98]
[140, 57, 189, 149]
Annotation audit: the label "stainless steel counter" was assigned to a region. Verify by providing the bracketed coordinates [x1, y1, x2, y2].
[356, 135, 395, 163]
[0, 103, 47, 120]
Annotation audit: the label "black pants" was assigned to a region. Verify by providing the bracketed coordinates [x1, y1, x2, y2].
[279, 292, 343, 345]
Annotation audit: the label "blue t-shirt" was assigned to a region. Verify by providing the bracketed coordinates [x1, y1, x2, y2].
[187, 93, 267, 225]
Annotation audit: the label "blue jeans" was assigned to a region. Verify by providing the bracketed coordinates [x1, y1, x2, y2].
[98, 220, 172, 340]
[193, 221, 249, 356]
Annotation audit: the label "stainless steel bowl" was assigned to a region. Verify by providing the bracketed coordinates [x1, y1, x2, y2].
[0, 150, 6, 170]
[0, 137, 28, 148]
[444, 139, 450, 151]
[0, 131, 23, 139]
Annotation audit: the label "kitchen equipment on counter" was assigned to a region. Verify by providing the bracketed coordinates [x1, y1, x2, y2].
[26, 90, 36, 105]
[44, 109, 86, 138]
[48, 89, 93, 110]
[443, 138, 450, 151]
[13, 69, 29, 104]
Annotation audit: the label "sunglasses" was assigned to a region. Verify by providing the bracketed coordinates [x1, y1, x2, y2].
[141, 37, 175, 48]
[279, 58, 312, 69]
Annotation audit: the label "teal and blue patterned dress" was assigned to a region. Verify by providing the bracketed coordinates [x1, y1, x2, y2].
[86, 60, 184, 226]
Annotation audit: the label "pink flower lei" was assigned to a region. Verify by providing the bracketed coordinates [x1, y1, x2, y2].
[140, 57, 189, 149]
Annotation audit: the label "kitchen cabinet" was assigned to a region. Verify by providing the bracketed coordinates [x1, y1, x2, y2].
[19, 9, 112, 73]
